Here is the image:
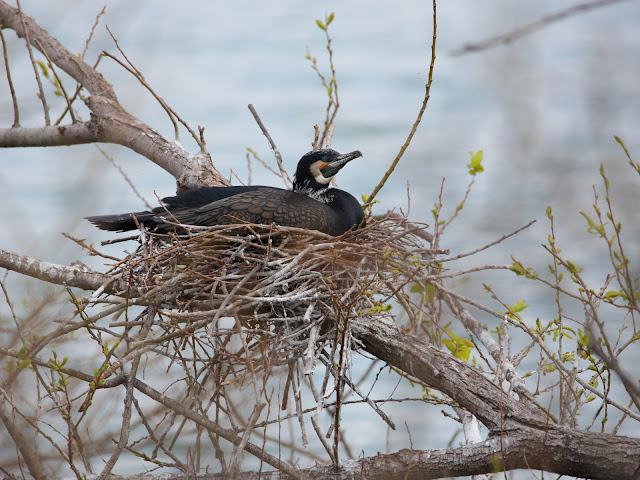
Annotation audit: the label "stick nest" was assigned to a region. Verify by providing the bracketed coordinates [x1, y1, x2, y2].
[104, 215, 435, 374]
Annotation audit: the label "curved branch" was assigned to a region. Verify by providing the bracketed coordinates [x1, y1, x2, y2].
[0, 1, 116, 100]
[0, 122, 95, 146]
[351, 315, 542, 432]
[351, 316, 640, 479]
[0, 248, 123, 292]
[0, 401, 48, 480]
[0, 0, 229, 191]
[451, 0, 634, 56]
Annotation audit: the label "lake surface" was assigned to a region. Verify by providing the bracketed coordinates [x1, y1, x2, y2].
[1, 0, 639, 476]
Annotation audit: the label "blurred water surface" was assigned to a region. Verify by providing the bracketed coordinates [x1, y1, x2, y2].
[1, 0, 639, 475]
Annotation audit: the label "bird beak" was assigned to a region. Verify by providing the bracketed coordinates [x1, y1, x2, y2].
[320, 150, 363, 178]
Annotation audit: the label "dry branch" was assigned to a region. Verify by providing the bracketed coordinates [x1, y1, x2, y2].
[0, 0, 226, 191]
[32, 215, 437, 476]
[451, 0, 634, 56]
[0, 247, 122, 292]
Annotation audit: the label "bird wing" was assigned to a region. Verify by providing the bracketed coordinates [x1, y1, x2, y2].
[159, 189, 331, 233]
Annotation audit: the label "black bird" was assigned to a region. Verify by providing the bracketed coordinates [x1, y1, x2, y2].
[86, 149, 365, 236]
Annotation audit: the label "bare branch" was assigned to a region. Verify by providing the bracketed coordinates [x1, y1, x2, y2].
[366, 0, 437, 205]
[0, 1, 116, 99]
[0, 247, 122, 292]
[0, 400, 48, 480]
[0, 27, 19, 126]
[451, 0, 634, 56]
[248, 103, 291, 187]
[588, 324, 640, 411]
[0, 122, 96, 146]
[15, 0, 49, 124]
[0, 0, 227, 191]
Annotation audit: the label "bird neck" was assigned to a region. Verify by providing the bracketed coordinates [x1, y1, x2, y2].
[293, 178, 333, 204]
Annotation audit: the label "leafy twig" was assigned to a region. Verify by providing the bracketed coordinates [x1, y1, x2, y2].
[307, 12, 339, 149]
[367, 0, 437, 205]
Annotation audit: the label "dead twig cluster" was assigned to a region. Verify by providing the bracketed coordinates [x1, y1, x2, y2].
[63, 214, 439, 473]
[101, 216, 435, 371]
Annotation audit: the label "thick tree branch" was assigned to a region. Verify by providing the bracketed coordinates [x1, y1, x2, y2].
[351, 316, 543, 432]
[0, 247, 123, 292]
[0, 122, 95, 146]
[0, 0, 229, 191]
[0, 1, 116, 100]
[102, 428, 640, 480]
[0, 400, 48, 480]
[350, 316, 640, 479]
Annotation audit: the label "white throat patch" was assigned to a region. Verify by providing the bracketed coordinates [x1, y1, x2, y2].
[309, 160, 332, 185]
[297, 180, 334, 204]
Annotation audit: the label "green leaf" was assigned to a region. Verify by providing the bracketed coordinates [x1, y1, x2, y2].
[424, 283, 436, 302]
[315, 19, 326, 30]
[327, 12, 335, 25]
[466, 150, 484, 175]
[443, 329, 474, 362]
[545, 206, 552, 219]
[579, 212, 600, 234]
[566, 261, 582, 274]
[509, 259, 537, 279]
[577, 329, 591, 347]
[36, 60, 49, 77]
[605, 290, 622, 301]
[18, 359, 32, 369]
[511, 300, 528, 313]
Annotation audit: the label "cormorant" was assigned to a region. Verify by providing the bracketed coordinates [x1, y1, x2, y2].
[86, 149, 365, 236]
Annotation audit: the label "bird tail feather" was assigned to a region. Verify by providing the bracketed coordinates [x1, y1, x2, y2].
[85, 211, 154, 232]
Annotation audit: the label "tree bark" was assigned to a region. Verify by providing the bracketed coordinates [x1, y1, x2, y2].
[0, 248, 123, 292]
[2, 2, 639, 479]
[0, 0, 229, 191]
[350, 316, 640, 480]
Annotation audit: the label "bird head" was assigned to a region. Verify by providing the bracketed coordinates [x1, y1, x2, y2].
[293, 149, 362, 197]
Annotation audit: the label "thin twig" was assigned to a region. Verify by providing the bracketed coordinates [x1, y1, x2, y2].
[440, 220, 536, 263]
[366, 0, 437, 205]
[16, 0, 49, 125]
[34, 39, 77, 123]
[104, 27, 206, 150]
[451, 0, 633, 56]
[0, 28, 20, 127]
[247, 104, 291, 187]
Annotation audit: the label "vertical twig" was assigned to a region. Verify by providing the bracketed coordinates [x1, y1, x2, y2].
[0, 399, 48, 480]
[97, 305, 156, 480]
[81, 6, 107, 60]
[0, 28, 20, 127]
[306, 13, 339, 148]
[367, 0, 437, 205]
[55, 55, 104, 126]
[248, 104, 292, 187]
[325, 124, 335, 149]
[16, 0, 50, 125]
[35, 39, 77, 123]
[246, 151, 253, 185]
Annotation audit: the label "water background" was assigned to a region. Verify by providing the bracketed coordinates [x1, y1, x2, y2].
[1, 0, 639, 476]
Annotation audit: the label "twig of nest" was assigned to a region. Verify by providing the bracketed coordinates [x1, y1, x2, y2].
[98, 215, 437, 372]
